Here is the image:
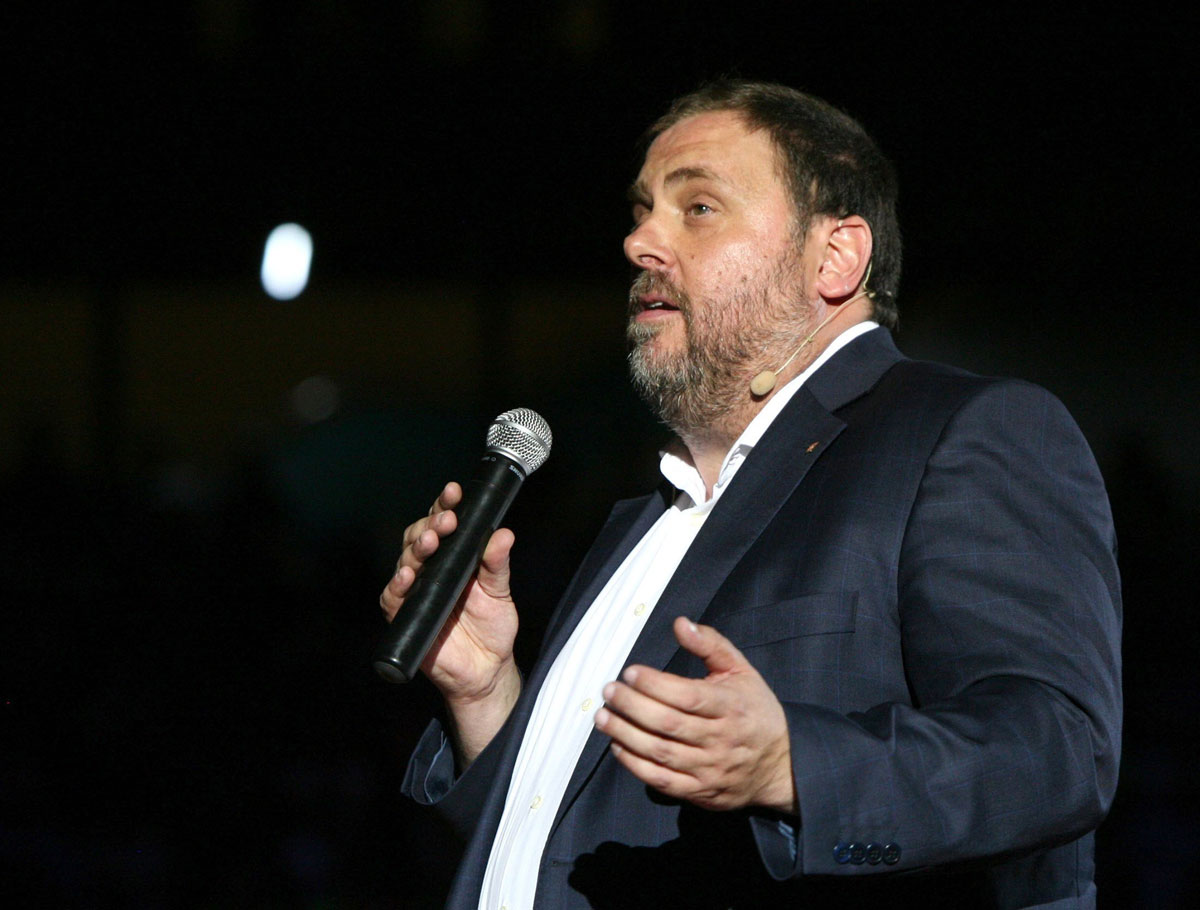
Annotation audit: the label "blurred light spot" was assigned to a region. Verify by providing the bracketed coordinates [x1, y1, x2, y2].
[290, 375, 340, 423]
[261, 223, 313, 300]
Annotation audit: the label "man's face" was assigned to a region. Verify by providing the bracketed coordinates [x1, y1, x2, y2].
[624, 110, 811, 434]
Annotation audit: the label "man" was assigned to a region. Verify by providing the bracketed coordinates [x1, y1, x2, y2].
[381, 81, 1121, 908]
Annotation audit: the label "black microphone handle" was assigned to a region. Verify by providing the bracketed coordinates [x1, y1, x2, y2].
[373, 452, 526, 684]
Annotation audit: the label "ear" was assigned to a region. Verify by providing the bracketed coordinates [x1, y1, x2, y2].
[814, 215, 873, 302]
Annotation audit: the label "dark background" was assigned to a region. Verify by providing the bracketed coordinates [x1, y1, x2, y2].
[2, 2, 1196, 907]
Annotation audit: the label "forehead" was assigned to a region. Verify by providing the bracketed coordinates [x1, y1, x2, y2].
[637, 110, 783, 193]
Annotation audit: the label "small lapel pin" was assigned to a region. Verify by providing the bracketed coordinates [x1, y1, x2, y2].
[806, 441, 820, 454]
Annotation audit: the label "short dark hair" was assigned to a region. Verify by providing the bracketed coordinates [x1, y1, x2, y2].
[646, 80, 902, 329]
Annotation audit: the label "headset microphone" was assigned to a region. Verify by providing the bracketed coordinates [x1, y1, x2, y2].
[749, 290, 869, 396]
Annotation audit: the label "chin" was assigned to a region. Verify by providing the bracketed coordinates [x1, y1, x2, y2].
[636, 341, 685, 376]
[629, 319, 683, 353]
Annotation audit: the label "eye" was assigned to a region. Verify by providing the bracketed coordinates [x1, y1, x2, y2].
[687, 202, 714, 217]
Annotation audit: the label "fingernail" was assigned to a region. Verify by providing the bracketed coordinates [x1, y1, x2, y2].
[594, 708, 609, 727]
[622, 667, 638, 685]
[602, 682, 616, 700]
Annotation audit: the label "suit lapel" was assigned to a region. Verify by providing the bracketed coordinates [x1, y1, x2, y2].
[547, 329, 906, 835]
[546, 394, 845, 834]
[630, 389, 848, 666]
[535, 488, 671, 665]
[497, 489, 671, 787]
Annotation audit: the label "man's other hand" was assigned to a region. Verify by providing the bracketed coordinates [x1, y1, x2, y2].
[594, 617, 797, 815]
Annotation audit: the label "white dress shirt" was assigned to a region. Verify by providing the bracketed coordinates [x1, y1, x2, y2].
[477, 322, 879, 910]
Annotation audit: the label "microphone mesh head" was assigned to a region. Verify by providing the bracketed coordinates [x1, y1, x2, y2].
[486, 408, 553, 475]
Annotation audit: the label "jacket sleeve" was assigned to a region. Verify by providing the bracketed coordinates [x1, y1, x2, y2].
[752, 379, 1122, 878]
[401, 709, 518, 843]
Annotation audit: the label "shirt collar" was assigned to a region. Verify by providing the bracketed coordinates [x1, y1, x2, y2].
[661, 321, 879, 507]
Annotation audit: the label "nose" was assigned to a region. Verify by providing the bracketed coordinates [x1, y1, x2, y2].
[623, 214, 672, 271]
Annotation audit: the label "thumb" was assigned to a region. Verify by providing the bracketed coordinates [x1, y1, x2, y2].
[673, 616, 746, 676]
[476, 527, 515, 598]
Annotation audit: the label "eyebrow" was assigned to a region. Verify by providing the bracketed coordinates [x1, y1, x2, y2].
[627, 166, 727, 207]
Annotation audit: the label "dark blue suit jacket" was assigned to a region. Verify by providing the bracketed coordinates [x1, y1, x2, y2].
[404, 329, 1122, 909]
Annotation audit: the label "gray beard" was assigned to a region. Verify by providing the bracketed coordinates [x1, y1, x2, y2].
[627, 322, 752, 437]
[626, 274, 802, 438]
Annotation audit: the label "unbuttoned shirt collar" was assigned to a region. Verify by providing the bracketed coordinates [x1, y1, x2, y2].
[661, 321, 879, 507]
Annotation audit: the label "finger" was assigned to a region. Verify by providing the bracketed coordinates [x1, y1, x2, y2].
[414, 512, 458, 554]
[379, 564, 415, 620]
[385, 563, 416, 595]
[379, 588, 398, 621]
[601, 678, 713, 739]
[431, 481, 463, 515]
[400, 481, 463, 556]
[673, 617, 748, 676]
[607, 738, 699, 799]
[594, 702, 707, 765]
[612, 665, 726, 720]
[475, 527, 515, 599]
[402, 504, 458, 551]
[383, 482, 466, 621]
[398, 509, 459, 574]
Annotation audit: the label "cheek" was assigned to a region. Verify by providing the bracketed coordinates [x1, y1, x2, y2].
[684, 237, 767, 291]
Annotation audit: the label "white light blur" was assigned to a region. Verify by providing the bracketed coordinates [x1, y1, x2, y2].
[261, 223, 313, 300]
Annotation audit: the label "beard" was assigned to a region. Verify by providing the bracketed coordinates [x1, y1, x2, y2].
[626, 258, 806, 437]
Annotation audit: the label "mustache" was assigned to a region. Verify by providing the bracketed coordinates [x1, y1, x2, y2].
[627, 271, 691, 320]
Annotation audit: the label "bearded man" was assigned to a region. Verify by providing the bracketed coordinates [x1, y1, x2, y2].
[381, 80, 1121, 909]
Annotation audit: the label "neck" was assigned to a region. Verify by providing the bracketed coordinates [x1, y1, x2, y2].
[680, 295, 872, 499]
[676, 427, 739, 501]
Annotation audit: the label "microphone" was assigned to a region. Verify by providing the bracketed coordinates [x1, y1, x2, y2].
[373, 408, 553, 685]
[749, 286, 872, 397]
[751, 257, 877, 397]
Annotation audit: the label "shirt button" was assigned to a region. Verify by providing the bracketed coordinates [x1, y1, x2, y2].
[580, 698, 593, 712]
[530, 795, 543, 811]
[634, 603, 647, 616]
